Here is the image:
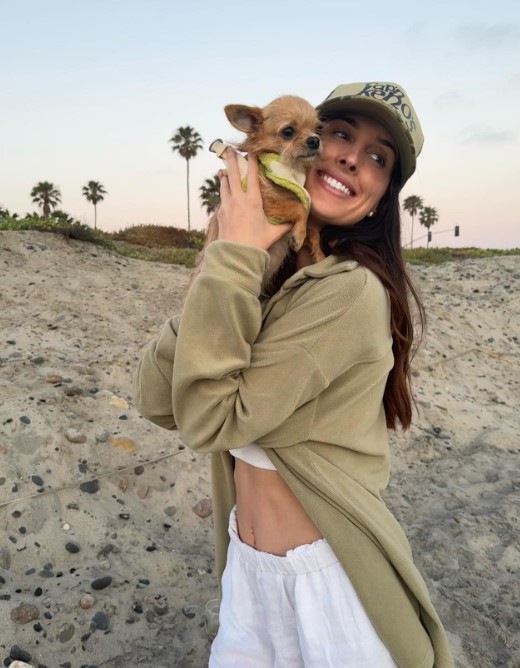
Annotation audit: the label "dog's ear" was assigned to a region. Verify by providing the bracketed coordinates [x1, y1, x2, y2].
[224, 105, 263, 134]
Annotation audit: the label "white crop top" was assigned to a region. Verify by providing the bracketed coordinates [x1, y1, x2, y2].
[229, 443, 277, 471]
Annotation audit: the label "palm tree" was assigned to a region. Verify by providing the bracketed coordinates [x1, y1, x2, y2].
[82, 181, 107, 229]
[199, 175, 221, 215]
[30, 182, 61, 216]
[419, 206, 439, 248]
[403, 195, 423, 248]
[169, 126, 203, 230]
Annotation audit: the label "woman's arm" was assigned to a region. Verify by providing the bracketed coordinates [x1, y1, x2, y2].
[133, 314, 182, 430]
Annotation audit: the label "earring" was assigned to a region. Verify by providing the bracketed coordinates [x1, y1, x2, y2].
[367, 210, 375, 218]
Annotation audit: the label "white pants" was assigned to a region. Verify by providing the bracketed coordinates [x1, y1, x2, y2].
[209, 507, 398, 667]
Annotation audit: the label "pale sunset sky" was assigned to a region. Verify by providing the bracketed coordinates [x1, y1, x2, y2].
[1, 0, 519, 248]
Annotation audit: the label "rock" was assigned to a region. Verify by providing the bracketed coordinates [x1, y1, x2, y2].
[65, 541, 80, 554]
[79, 480, 99, 494]
[192, 498, 213, 518]
[64, 385, 83, 397]
[0, 546, 11, 569]
[91, 575, 112, 590]
[91, 611, 110, 630]
[30, 356, 45, 365]
[110, 437, 136, 453]
[10, 662, 35, 668]
[9, 646, 32, 663]
[65, 428, 86, 444]
[46, 373, 63, 384]
[80, 594, 95, 609]
[164, 506, 177, 517]
[136, 485, 149, 499]
[182, 605, 197, 619]
[110, 396, 129, 409]
[118, 478, 128, 492]
[31, 475, 44, 487]
[19, 416, 31, 425]
[10, 604, 39, 624]
[38, 569, 54, 578]
[134, 465, 145, 475]
[56, 622, 75, 642]
[95, 428, 110, 442]
[153, 602, 169, 616]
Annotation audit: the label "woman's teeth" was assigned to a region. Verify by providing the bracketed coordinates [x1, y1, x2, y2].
[320, 173, 351, 195]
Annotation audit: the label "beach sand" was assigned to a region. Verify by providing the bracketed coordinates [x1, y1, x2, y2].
[0, 230, 518, 667]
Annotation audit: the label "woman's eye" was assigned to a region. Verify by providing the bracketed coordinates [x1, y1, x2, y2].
[281, 126, 294, 138]
[369, 152, 385, 167]
[333, 130, 350, 141]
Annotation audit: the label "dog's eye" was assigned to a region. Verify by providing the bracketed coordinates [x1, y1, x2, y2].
[280, 126, 294, 139]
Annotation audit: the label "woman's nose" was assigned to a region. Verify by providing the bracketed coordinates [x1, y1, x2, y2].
[338, 151, 358, 173]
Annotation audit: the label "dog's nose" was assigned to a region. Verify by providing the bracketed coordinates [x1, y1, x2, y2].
[306, 136, 320, 151]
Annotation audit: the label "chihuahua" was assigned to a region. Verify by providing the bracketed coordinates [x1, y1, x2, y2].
[195, 95, 323, 294]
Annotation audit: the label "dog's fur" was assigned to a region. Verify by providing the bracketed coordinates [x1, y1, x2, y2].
[194, 95, 323, 294]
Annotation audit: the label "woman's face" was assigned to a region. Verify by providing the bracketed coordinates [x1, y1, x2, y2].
[305, 113, 396, 228]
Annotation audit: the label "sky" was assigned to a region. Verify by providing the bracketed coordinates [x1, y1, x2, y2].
[1, 0, 519, 249]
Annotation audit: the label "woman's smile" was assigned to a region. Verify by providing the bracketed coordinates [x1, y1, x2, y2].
[317, 171, 355, 197]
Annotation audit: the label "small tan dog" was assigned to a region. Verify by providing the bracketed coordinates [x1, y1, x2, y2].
[196, 95, 323, 292]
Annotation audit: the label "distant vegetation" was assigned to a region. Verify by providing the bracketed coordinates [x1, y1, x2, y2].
[403, 246, 520, 265]
[110, 224, 204, 267]
[0, 213, 111, 247]
[0, 214, 518, 268]
[0, 217, 203, 267]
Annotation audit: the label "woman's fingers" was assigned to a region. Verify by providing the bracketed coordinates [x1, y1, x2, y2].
[218, 169, 230, 201]
[224, 148, 242, 191]
[245, 154, 262, 202]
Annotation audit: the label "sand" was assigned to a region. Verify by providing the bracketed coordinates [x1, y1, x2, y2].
[0, 230, 518, 667]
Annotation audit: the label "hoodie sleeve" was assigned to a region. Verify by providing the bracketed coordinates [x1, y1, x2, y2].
[133, 314, 182, 430]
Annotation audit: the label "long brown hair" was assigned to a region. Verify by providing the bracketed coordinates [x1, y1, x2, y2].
[269, 169, 425, 430]
[321, 171, 425, 430]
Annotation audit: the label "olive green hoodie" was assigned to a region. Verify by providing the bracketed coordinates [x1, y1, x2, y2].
[134, 241, 454, 668]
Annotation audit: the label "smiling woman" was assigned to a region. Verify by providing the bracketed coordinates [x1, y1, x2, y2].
[304, 114, 397, 228]
[134, 81, 454, 667]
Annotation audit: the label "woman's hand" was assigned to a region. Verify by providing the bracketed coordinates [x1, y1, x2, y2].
[217, 148, 292, 250]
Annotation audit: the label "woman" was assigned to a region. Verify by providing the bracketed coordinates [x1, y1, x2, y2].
[134, 82, 454, 667]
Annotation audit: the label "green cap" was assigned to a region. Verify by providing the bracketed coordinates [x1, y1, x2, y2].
[316, 82, 424, 187]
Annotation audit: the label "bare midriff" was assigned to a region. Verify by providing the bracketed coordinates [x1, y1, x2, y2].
[234, 458, 322, 555]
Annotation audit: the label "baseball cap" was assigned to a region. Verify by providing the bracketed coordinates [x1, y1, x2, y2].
[316, 82, 424, 187]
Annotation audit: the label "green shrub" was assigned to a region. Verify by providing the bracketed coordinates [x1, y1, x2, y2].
[0, 215, 113, 248]
[112, 241, 198, 267]
[404, 247, 520, 265]
[112, 224, 205, 250]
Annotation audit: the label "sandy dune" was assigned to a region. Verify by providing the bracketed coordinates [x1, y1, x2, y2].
[0, 230, 518, 667]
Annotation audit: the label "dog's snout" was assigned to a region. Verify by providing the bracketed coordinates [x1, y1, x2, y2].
[306, 136, 320, 151]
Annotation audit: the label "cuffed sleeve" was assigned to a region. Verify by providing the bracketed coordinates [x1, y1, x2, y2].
[133, 314, 182, 430]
